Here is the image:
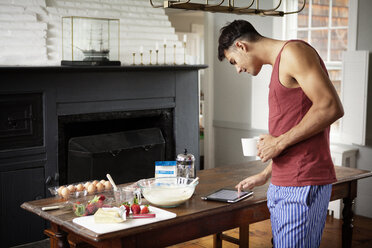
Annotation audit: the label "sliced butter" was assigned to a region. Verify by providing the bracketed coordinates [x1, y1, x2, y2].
[94, 208, 126, 223]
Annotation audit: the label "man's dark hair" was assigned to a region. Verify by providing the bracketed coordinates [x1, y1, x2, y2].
[218, 20, 261, 61]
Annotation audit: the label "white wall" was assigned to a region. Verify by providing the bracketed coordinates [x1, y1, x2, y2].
[166, 11, 204, 33]
[353, 0, 372, 218]
[211, 13, 275, 168]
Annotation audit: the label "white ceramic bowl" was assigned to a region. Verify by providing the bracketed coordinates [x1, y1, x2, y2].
[137, 177, 198, 207]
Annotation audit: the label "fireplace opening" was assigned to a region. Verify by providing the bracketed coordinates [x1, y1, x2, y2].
[58, 109, 174, 185]
[68, 128, 165, 184]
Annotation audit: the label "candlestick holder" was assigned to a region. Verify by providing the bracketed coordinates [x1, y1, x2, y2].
[173, 44, 177, 65]
[163, 44, 167, 64]
[183, 41, 187, 65]
[155, 49, 159, 65]
[132, 52, 136, 65]
[140, 52, 143, 65]
[149, 50, 152, 65]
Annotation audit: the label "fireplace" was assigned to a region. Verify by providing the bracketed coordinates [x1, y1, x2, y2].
[58, 108, 174, 185]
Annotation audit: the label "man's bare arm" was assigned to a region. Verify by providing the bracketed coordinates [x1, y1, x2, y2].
[235, 161, 272, 192]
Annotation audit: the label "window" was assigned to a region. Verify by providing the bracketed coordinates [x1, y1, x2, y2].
[285, 0, 349, 133]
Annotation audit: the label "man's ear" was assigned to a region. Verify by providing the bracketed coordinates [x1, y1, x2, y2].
[235, 40, 248, 52]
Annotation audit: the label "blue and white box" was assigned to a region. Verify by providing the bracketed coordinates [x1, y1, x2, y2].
[155, 161, 177, 178]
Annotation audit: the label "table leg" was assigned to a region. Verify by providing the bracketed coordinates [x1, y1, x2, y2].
[239, 224, 249, 248]
[44, 223, 70, 248]
[213, 233, 223, 248]
[342, 197, 354, 248]
[213, 225, 249, 248]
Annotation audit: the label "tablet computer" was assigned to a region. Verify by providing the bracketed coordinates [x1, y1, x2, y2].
[201, 188, 253, 203]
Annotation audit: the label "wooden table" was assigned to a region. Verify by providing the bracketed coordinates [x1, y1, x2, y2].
[21, 161, 372, 248]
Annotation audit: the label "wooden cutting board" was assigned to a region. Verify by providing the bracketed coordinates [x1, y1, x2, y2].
[72, 206, 176, 234]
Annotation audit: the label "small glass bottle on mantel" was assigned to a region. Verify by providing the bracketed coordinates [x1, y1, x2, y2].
[176, 149, 195, 179]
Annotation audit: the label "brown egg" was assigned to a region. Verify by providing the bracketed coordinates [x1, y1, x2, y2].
[91, 180, 99, 186]
[87, 184, 96, 194]
[104, 181, 112, 190]
[61, 187, 70, 199]
[100, 179, 106, 184]
[96, 182, 104, 192]
[67, 185, 75, 192]
[84, 182, 91, 190]
[57, 186, 65, 196]
[75, 184, 84, 191]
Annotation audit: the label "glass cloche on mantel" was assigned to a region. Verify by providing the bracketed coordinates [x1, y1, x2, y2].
[61, 16, 120, 66]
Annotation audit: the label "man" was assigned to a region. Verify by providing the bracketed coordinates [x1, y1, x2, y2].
[218, 20, 344, 247]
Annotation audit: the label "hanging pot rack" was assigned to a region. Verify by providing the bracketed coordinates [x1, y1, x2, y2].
[150, 0, 306, 16]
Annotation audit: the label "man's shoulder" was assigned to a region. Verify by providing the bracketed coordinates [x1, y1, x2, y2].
[282, 40, 315, 58]
[280, 40, 319, 70]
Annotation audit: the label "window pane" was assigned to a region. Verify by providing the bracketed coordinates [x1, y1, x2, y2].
[328, 69, 342, 131]
[333, 0, 349, 7]
[297, 31, 308, 42]
[297, 0, 309, 28]
[311, 0, 330, 27]
[328, 69, 342, 95]
[331, 29, 347, 61]
[332, 0, 349, 27]
[310, 30, 328, 61]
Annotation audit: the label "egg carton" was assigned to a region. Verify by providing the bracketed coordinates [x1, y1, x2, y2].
[49, 179, 114, 199]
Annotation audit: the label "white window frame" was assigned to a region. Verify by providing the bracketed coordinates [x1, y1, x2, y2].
[282, 0, 362, 145]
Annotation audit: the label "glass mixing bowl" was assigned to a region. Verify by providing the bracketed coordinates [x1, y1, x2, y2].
[137, 177, 198, 208]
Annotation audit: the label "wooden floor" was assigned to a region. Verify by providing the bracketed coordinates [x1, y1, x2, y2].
[168, 215, 372, 248]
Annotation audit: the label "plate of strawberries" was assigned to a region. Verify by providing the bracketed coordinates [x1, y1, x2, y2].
[120, 197, 156, 219]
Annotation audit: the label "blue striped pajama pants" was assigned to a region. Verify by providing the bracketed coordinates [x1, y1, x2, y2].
[267, 183, 332, 248]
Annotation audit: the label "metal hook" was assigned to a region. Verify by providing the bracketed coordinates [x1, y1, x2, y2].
[150, 0, 163, 8]
[284, 0, 306, 15]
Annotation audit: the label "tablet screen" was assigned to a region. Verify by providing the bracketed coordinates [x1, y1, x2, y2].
[202, 189, 253, 203]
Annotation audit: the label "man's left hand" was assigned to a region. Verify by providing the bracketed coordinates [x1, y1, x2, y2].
[257, 134, 285, 162]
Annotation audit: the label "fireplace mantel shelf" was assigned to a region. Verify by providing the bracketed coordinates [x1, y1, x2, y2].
[0, 64, 208, 73]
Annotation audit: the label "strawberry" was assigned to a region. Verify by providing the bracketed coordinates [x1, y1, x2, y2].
[121, 202, 130, 216]
[86, 203, 97, 215]
[131, 197, 140, 214]
[97, 200, 104, 208]
[131, 204, 140, 214]
[99, 195, 105, 201]
[140, 205, 149, 214]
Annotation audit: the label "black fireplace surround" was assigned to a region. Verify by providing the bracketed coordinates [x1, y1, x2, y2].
[0, 65, 206, 247]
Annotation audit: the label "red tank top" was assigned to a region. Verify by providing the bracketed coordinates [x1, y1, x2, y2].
[269, 40, 336, 186]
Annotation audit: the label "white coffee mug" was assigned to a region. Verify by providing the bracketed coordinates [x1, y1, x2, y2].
[241, 137, 259, 157]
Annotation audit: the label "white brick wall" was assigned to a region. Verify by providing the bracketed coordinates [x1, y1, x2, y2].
[0, 1, 48, 65]
[0, 0, 184, 65]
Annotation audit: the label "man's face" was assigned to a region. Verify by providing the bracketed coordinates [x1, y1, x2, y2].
[224, 42, 262, 76]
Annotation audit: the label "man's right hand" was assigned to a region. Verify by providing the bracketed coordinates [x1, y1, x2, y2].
[235, 161, 272, 193]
